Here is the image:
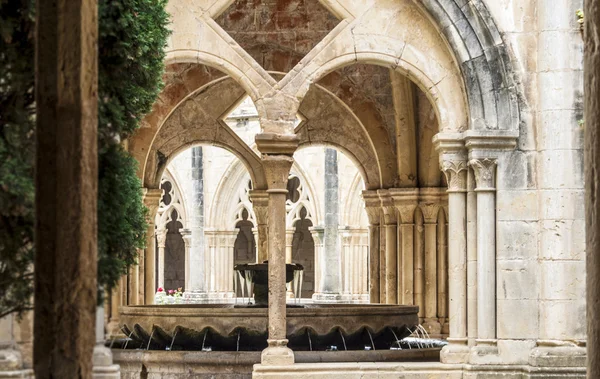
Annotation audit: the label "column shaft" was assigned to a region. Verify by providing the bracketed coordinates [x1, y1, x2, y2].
[476, 191, 496, 340]
[368, 225, 380, 303]
[400, 224, 414, 304]
[156, 229, 167, 289]
[424, 222, 438, 319]
[448, 192, 467, 339]
[385, 224, 398, 304]
[467, 170, 478, 345]
[414, 212, 425, 320]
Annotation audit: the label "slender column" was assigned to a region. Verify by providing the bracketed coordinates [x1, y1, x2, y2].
[315, 148, 342, 301]
[256, 133, 297, 365]
[34, 0, 98, 374]
[585, 4, 600, 375]
[391, 189, 418, 305]
[379, 191, 398, 305]
[128, 263, 139, 305]
[180, 229, 192, 291]
[363, 191, 381, 303]
[250, 190, 269, 263]
[414, 210, 425, 321]
[437, 210, 448, 332]
[156, 228, 167, 289]
[92, 305, 120, 378]
[143, 189, 161, 304]
[341, 231, 353, 297]
[310, 227, 325, 298]
[187, 146, 208, 302]
[285, 229, 295, 298]
[439, 158, 469, 362]
[466, 169, 478, 346]
[107, 286, 120, 336]
[469, 158, 497, 344]
[225, 230, 238, 298]
[420, 199, 441, 335]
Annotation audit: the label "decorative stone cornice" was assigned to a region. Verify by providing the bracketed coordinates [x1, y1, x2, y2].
[156, 228, 167, 248]
[464, 130, 519, 153]
[441, 160, 468, 193]
[469, 158, 497, 191]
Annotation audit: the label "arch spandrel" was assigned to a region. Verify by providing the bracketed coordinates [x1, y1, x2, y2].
[143, 78, 267, 190]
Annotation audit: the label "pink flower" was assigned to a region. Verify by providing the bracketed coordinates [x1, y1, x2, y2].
[168, 290, 174, 295]
[157, 287, 164, 292]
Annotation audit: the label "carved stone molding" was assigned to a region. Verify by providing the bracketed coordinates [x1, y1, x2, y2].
[441, 160, 468, 192]
[179, 228, 192, 248]
[378, 190, 397, 225]
[143, 188, 163, 223]
[362, 190, 382, 226]
[469, 158, 497, 191]
[250, 190, 269, 225]
[419, 203, 441, 224]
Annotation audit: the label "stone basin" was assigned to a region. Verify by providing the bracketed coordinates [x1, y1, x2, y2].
[118, 303, 419, 351]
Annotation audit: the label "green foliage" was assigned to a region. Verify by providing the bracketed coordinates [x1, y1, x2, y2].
[0, 0, 170, 316]
[0, 0, 36, 318]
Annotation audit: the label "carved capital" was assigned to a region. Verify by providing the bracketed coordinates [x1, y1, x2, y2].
[249, 190, 269, 225]
[261, 155, 295, 190]
[179, 228, 192, 248]
[469, 158, 497, 191]
[389, 188, 418, 224]
[441, 160, 468, 192]
[378, 190, 397, 225]
[309, 226, 324, 245]
[255, 133, 299, 156]
[419, 203, 441, 224]
[395, 203, 417, 224]
[362, 190, 381, 226]
[143, 188, 163, 222]
[156, 228, 167, 248]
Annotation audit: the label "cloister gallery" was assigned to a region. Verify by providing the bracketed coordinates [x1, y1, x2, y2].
[1, 0, 594, 378]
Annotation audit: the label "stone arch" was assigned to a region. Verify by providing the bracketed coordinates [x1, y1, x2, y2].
[142, 78, 267, 190]
[297, 83, 392, 189]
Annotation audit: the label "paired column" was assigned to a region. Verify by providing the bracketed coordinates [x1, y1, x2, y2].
[143, 189, 162, 304]
[363, 191, 381, 304]
[469, 158, 498, 347]
[309, 227, 325, 298]
[439, 157, 469, 362]
[285, 229, 295, 298]
[180, 229, 192, 291]
[256, 133, 298, 365]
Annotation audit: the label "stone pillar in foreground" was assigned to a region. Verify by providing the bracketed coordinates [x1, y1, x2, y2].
[249, 190, 269, 263]
[362, 191, 381, 303]
[34, 0, 98, 375]
[585, 2, 600, 376]
[256, 133, 298, 365]
[469, 158, 497, 350]
[439, 154, 469, 363]
[143, 189, 162, 304]
[92, 306, 120, 378]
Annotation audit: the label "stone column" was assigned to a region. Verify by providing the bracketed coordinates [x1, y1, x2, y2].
[107, 286, 120, 335]
[128, 262, 139, 305]
[414, 210, 425, 321]
[420, 193, 441, 335]
[379, 190, 398, 305]
[466, 169, 478, 347]
[187, 146, 208, 302]
[34, 0, 97, 374]
[439, 158, 469, 363]
[469, 158, 497, 347]
[391, 189, 419, 305]
[255, 133, 298, 365]
[314, 148, 342, 301]
[285, 229, 295, 298]
[225, 230, 239, 298]
[180, 229, 192, 291]
[143, 189, 162, 304]
[586, 1, 600, 375]
[310, 227, 325, 298]
[341, 230, 353, 299]
[250, 190, 269, 263]
[156, 228, 167, 290]
[437, 210, 448, 333]
[363, 191, 381, 303]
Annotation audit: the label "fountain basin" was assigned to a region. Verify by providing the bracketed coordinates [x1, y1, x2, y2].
[118, 303, 419, 351]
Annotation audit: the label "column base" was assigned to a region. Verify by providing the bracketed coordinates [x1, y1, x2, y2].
[92, 344, 120, 379]
[528, 340, 586, 368]
[312, 293, 343, 302]
[421, 317, 442, 336]
[469, 339, 502, 365]
[440, 338, 470, 363]
[261, 339, 295, 365]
